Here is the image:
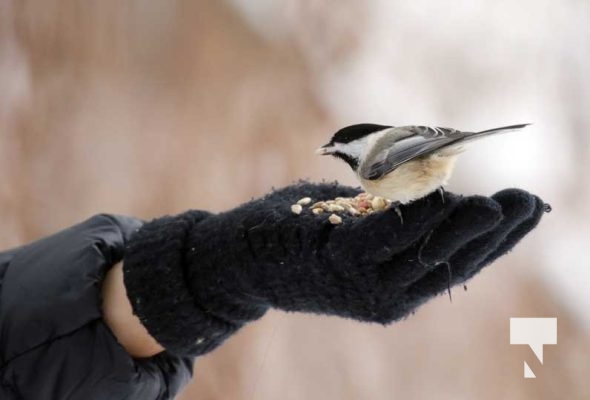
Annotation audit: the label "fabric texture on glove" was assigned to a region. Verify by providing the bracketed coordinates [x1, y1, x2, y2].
[123, 181, 547, 356]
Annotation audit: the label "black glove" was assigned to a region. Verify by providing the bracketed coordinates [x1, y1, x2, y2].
[124, 181, 547, 356]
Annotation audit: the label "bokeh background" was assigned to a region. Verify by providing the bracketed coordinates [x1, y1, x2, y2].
[1, 1, 589, 399]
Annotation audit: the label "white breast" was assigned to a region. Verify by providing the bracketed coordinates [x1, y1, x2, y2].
[359, 154, 458, 204]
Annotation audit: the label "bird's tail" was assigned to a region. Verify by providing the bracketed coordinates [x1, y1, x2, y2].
[440, 123, 530, 156]
[465, 123, 530, 142]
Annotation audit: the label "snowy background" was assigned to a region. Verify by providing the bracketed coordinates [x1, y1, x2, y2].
[1, 1, 588, 398]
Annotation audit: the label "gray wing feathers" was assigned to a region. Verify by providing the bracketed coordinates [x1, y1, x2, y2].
[361, 126, 463, 180]
[361, 124, 529, 181]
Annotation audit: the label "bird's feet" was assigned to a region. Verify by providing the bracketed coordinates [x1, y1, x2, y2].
[392, 202, 404, 224]
[437, 186, 446, 204]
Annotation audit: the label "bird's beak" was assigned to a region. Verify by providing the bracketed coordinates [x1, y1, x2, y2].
[315, 144, 335, 155]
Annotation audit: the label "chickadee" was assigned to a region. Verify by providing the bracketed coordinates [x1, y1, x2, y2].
[316, 123, 529, 204]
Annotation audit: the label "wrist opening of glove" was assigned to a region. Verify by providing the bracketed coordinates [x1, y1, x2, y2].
[123, 210, 267, 357]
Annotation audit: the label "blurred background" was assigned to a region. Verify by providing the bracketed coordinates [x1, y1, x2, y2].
[1, 0, 589, 399]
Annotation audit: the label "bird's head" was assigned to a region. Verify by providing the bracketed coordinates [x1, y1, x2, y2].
[316, 123, 391, 171]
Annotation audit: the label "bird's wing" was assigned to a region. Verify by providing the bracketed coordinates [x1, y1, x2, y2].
[361, 126, 465, 181]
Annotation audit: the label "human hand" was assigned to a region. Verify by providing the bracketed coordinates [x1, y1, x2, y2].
[124, 181, 547, 355]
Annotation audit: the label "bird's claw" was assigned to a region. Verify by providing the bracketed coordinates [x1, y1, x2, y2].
[437, 187, 446, 204]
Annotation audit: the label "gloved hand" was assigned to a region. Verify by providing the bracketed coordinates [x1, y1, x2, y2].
[123, 181, 547, 356]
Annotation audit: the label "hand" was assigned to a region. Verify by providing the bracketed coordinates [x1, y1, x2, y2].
[124, 181, 547, 355]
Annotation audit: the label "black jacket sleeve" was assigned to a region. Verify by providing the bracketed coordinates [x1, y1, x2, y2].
[0, 214, 193, 400]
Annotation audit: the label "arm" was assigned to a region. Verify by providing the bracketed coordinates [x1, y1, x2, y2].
[0, 215, 193, 400]
[101, 261, 164, 358]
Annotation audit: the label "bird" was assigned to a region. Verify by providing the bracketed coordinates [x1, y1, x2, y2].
[316, 123, 529, 205]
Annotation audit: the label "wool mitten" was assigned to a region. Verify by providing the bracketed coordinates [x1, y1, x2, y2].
[123, 181, 546, 356]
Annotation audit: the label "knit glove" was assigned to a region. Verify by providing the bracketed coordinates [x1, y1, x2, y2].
[123, 181, 547, 356]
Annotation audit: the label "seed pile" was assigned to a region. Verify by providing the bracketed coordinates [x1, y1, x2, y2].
[291, 193, 392, 224]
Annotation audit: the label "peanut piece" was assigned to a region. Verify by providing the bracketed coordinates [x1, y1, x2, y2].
[328, 213, 342, 224]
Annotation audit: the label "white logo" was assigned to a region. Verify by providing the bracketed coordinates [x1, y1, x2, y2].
[510, 318, 557, 378]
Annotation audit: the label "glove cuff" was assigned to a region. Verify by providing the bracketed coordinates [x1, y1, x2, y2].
[123, 210, 243, 356]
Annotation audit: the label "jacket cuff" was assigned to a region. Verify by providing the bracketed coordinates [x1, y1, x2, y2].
[122, 210, 241, 356]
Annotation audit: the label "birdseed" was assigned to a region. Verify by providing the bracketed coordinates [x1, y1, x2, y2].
[328, 213, 342, 224]
[290, 192, 392, 220]
[297, 197, 312, 205]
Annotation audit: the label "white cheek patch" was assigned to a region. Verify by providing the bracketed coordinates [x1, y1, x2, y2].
[335, 137, 370, 158]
